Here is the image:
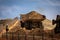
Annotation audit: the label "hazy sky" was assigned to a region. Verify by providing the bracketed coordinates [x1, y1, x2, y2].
[0, 0, 60, 20]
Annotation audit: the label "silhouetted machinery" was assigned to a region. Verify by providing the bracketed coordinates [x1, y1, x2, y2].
[6, 24, 9, 32]
[52, 15, 60, 34]
[20, 19, 43, 30]
[20, 11, 46, 30]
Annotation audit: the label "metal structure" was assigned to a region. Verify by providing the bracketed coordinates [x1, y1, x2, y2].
[52, 15, 60, 34]
[20, 11, 46, 30]
[20, 19, 43, 30]
[6, 24, 9, 40]
[1, 11, 60, 40]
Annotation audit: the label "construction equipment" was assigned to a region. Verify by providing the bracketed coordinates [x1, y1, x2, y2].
[52, 15, 60, 34]
[20, 19, 43, 30]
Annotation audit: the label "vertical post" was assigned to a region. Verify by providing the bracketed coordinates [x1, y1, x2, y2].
[33, 34, 34, 40]
[18, 32, 20, 40]
[42, 28, 44, 40]
[6, 24, 9, 40]
[25, 33, 27, 40]
[51, 30, 54, 40]
[12, 33, 13, 40]
[2, 33, 3, 38]
[25, 34, 26, 40]
[6, 32, 8, 40]
[40, 22, 44, 40]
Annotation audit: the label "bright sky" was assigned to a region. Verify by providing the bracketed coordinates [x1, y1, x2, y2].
[0, 0, 60, 20]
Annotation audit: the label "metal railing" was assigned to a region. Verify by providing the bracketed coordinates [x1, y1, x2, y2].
[1, 32, 60, 40]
